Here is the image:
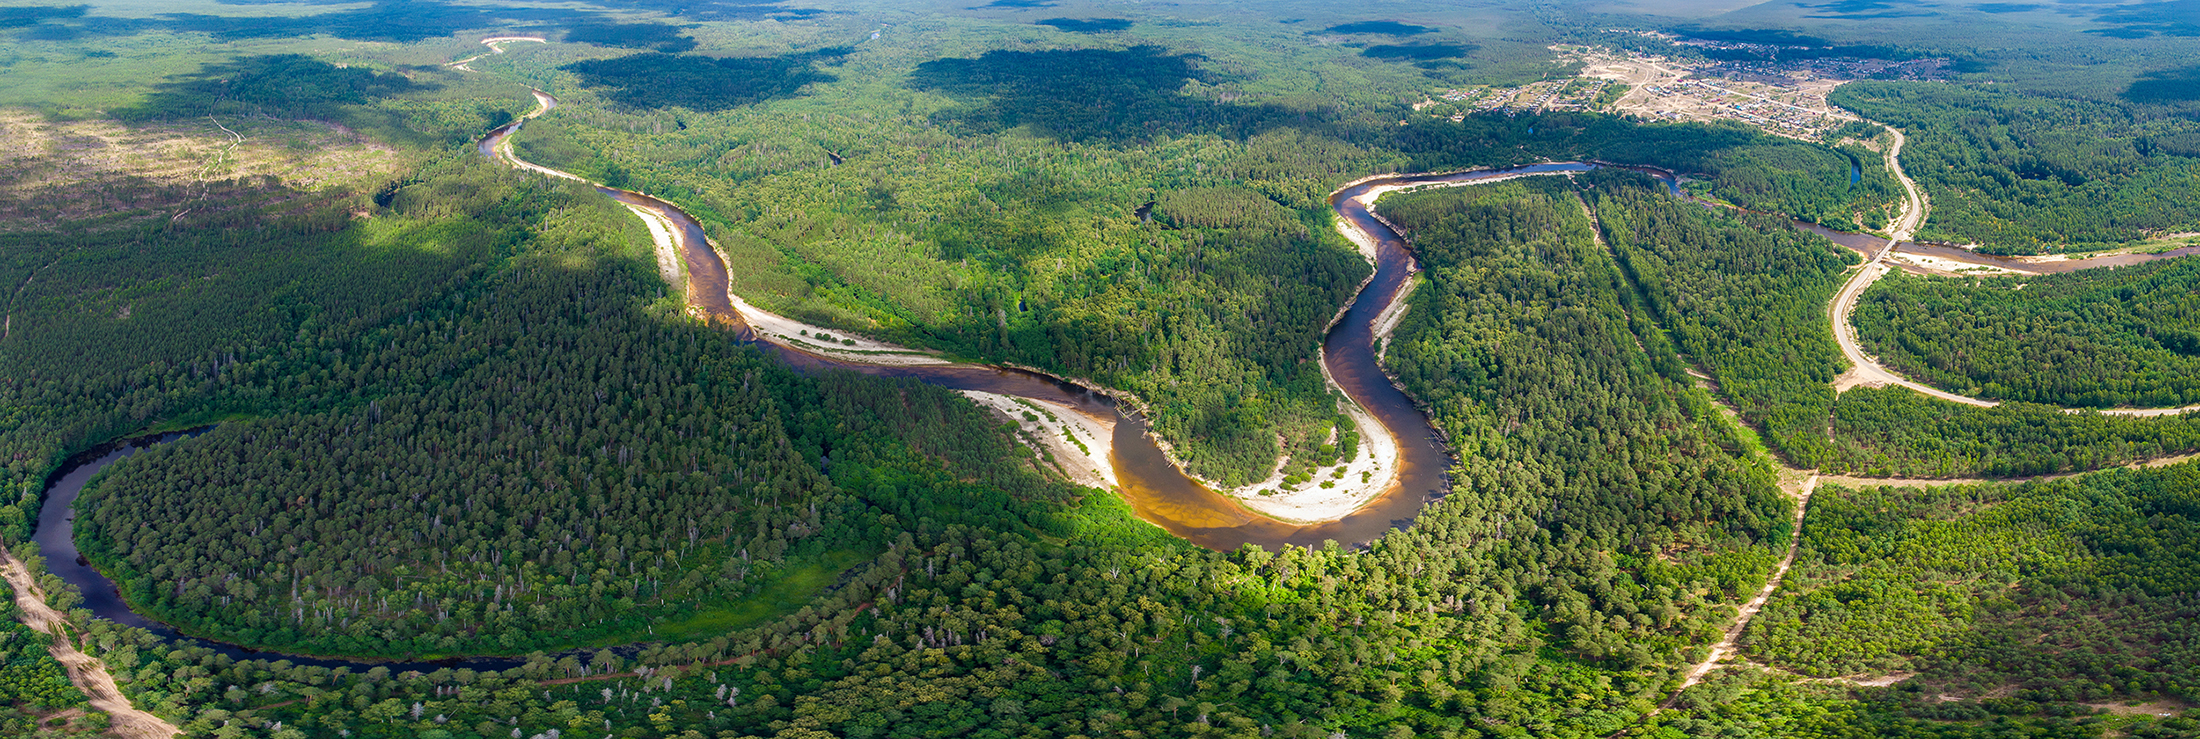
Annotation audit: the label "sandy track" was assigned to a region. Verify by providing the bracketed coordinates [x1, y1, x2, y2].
[1827, 126, 1977, 403]
[1644, 153, 2200, 708]
[1829, 263, 1993, 406]
[0, 552, 178, 739]
[1659, 449, 2200, 703]
[1828, 126, 2199, 417]
[1678, 475, 1817, 690]
[447, 36, 545, 71]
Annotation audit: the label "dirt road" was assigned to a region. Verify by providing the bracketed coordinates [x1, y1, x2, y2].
[0, 552, 178, 739]
[1825, 127, 2199, 417]
[1677, 474, 1817, 690]
[1826, 126, 1978, 402]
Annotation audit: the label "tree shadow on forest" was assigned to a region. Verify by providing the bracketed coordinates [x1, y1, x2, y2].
[2087, 0, 2200, 39]
[577, 0, 820, 21]
[1797, 0, 1938, 20]
[112, 54, 427, 122]
[561, 49, 845, 112]
[0, 4, 84, 27]
[159, 0, 592, 43]
[906, 46, 1312, 145]
[1361, 43, 1477, 69]
[2124, 66, 2200, 103]
[0, 5, 161, 40]
[565, 21, 697, 53]
[1036, 18, 1130, 33]
[1318, 21, 1430, 36]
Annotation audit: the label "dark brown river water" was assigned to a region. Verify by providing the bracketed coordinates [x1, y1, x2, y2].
[43, 98, 2048, 665]
[582, 163, 1661, 550]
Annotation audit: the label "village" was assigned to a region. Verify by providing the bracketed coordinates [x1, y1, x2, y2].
[1413, 43, 1945, 142]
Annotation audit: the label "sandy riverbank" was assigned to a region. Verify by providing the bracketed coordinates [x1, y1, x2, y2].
[622, 201, 687, 290]
[722, 293, 953, 366]
[1225, 358, 1404, 523]
[1886, 250, 2029, 277]
[958, 390, 1117, 488]
[1254, 170, 1581, 523]
[1226, 175, 1544, 523]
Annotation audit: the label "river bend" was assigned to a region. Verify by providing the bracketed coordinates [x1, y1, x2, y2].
[35, 83, 2197, 669]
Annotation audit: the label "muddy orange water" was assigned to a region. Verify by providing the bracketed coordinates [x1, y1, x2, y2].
[496, 107, 1953, 550]
[477, 101, 1526, 549]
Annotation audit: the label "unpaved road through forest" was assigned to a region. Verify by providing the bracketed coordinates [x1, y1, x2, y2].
[0, 552, 179, 739]
[1828, 126, 2200, 416]
[9, 42, 2190, 739]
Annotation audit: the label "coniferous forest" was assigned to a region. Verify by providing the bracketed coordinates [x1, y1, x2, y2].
[2, 0, 2200, 737]
[0, 575, 91, 736]
[1852, 261, 2200, 408]
[1581, 172, 2200, 478]
[1750, 464, 2200, 706]
[1831, 82, 2200, 254]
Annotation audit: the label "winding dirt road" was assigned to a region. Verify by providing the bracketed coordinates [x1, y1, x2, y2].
[1828, 126, 2200, 417]
[0, 552, 178, 739]
[446, 36, 544, 72]
[1827, 126, 1977, 402]
[1637, 125, 2194, 707]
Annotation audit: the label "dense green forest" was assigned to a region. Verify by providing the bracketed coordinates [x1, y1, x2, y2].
[1747, 464, 2200, 714]
[0, 155, 635, 543]
[22, 172, 2188, 739]
[0, 568, 94, 737]
[1576, 171, 2200, 477]
[16, 132, 1801, 735]
[26, 172, 1807, 739]
[1831, 82, 2200, 254]
[509, 56, 1899, 486]
[1376, 178, 1790, 575]
[1581, 170, 1859, 465]
[74, 263, 909, 657]
[8, 4, 2200, 737]
[1853, 261, 2200, 408]
[1828, 387, 2200, 478]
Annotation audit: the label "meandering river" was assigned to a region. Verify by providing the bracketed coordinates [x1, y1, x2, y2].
[37, 90, 2193, 668]
[22, 103, 1482, 666]
[472, 92, 1485, 551]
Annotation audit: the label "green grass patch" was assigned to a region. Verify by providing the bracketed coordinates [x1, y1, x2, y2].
[610, 547, 875, 647]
